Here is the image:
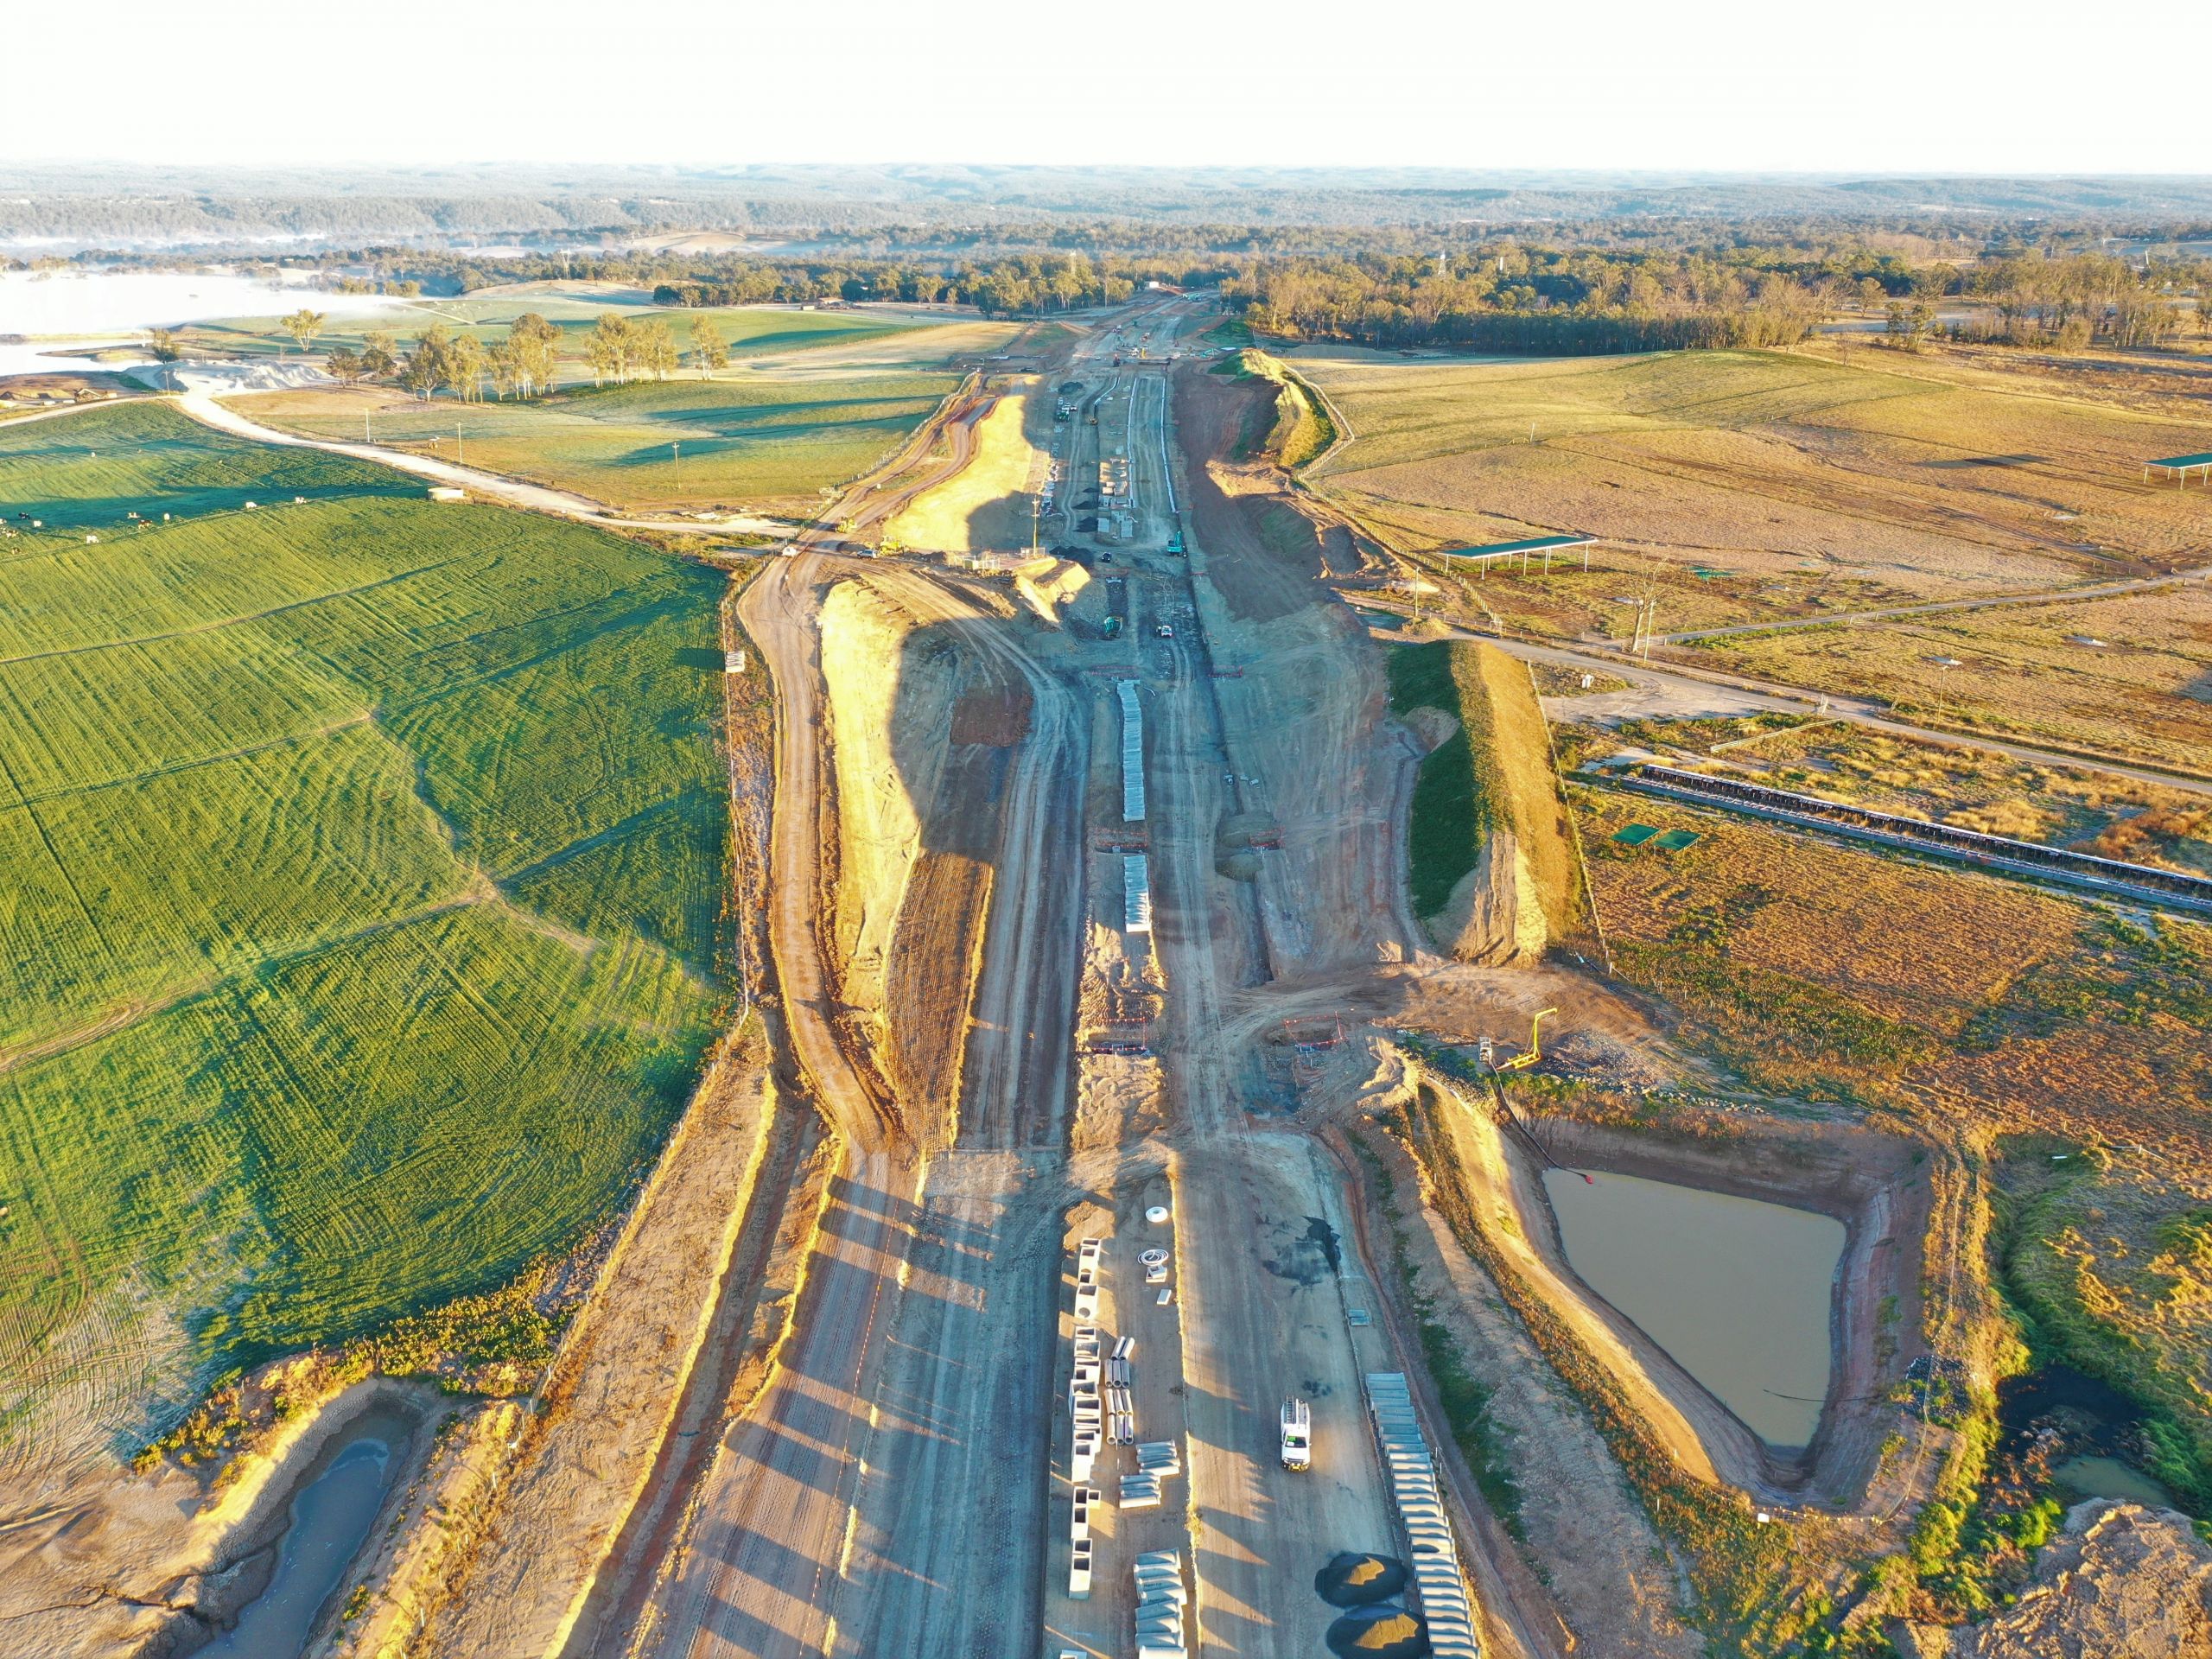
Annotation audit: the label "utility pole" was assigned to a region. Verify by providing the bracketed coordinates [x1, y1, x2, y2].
[671, 441, 681, 493]
[456, 422, 464, 467]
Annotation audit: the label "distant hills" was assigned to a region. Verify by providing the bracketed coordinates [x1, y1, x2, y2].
[5, 164, 2211, 251]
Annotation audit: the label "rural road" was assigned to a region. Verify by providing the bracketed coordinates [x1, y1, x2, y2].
[171, 390, 792, 537]
[1655, 563, 2212, 644]
[1368, 607, 2212, 799]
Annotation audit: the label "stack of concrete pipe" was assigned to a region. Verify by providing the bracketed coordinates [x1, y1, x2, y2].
[1133, 1548, 1189, 1659]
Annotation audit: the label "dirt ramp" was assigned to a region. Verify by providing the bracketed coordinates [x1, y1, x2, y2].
[1391, 639, 1591, 963]
[817, 576, 1027, 1142]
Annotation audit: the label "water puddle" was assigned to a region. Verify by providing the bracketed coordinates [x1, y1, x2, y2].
[1996, 1362, 2174, 1511]
[195, 1402, 414, 1658]
[1542, 1168, 1845, 1447]
[2054, 1454, 2175, 1509]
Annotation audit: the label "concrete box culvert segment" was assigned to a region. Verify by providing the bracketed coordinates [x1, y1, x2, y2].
[1116, 678, 1145, 821]
[1365, 1371, 1484, 1657]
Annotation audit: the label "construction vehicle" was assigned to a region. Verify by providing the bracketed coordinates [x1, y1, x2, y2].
[1280, 1398, 1312, 1471]
[1492, 1007, 1556, 1073]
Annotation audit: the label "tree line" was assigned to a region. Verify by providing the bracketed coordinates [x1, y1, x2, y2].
[1223, 251, 1825, 353]
[1219, 244, 2212, 355]
[319, 311, 733, 403]
[653, 251, 1152, 316]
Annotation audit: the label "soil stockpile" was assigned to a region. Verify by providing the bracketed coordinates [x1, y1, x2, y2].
[1325, 1602, 1429, 1656]
[1315, 1550, 1409, 1606]
[1930, 1501, 2212, 1658]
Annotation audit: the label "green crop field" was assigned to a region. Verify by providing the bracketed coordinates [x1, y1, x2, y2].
[243, 369, 961, 512]
[0, 404, 728, 1440]
[0, 398, 411, 526]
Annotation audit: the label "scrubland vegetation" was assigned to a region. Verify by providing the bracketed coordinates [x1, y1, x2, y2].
[1299, 347, 2212, 612]
[1682, 590, 2212, 772]
[1573, 789, 2212, 1527]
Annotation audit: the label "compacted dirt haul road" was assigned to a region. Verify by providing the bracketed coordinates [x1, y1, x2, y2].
[580, 297, 1546, 1659]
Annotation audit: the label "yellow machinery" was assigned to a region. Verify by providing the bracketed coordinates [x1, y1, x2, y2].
[1494, 1007, 1557, 1073]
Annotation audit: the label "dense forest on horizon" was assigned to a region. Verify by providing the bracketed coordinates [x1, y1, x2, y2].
[8, 163, 2210, 359]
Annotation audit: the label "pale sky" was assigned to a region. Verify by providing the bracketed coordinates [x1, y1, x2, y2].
[13, 0, 2207, 175]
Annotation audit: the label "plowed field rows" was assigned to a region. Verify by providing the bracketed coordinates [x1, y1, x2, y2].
[0, 404, 728, 1444]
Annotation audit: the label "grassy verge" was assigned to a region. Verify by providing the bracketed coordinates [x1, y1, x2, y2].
[1388, 641, 1505, 916]
[1237, 349, 1337, 469]
[1387, 639, 1591, 946]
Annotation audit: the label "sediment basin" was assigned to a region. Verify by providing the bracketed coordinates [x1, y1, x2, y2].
[1413, 1080, 1937, 1505]
[194, 1398, 421, 1657]
[1542, 1168, 1844, 1448]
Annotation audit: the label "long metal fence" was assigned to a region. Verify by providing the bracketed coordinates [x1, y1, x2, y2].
[1622, 764, 2212, 913]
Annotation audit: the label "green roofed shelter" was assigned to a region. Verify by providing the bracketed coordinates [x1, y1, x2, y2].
[1612, 823, 1661, 845]
[1654, 828, 1703, 851]
[1437, 532, 1597, 576]
[2144, 453, 2212, 488]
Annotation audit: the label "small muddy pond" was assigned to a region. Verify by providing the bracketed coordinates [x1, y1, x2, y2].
[194, 1402, 415, 1658]
[1543, 1169, 1844, 1447]
[1997, 1362, 2177, 1511]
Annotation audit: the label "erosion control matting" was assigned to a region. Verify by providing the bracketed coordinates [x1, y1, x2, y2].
[1315, 1551, 1408, 1607]
[1326, 1602, 1429, 1657]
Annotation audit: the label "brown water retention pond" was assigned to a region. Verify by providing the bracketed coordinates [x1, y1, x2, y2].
[1542, 1168, 1845, 1448]
[1421, 1086, 1939, 1504]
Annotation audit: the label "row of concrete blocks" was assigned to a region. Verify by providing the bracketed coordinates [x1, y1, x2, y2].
[1116, 679, 1145, 822]
[1070, 1247, 1107, 1486]
[1134, 1548, 1188, 1659]
[1365, 1372, 1484, 1659]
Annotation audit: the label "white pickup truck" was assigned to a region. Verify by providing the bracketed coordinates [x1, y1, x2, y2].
[1280, 1397, 1312, 1471]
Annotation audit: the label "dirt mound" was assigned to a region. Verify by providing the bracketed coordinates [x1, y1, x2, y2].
[1929, 1501, 2212, 1658]
[1315, 1550, 1409, 1606]
[1393, 639, 1590, 963]
[1325, 1602, 1428, 1656]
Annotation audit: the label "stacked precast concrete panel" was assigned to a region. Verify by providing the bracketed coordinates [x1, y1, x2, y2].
[1116, 679, 1144, 822]
[1365, 1373, 1483, 1657]
[1123, 854, 1153, 933]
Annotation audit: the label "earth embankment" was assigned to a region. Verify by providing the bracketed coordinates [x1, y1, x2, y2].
[1389, 639, 1592, 963]
[816, 573, 1034, 1143]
